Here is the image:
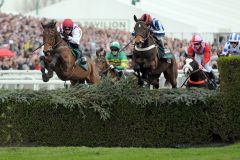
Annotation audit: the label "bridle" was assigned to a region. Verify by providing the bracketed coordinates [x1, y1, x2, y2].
[134, 21, 151, 44]
[43, 29, 67, 55]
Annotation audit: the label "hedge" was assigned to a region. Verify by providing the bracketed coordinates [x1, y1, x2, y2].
[0, 56, 239, 147]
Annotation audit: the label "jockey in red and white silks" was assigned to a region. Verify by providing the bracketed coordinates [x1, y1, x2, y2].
[57, 19, 82, 45]
[187, 34, 217, 84]
[188, 34, 212, 72]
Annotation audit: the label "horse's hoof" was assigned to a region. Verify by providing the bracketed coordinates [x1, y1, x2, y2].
[42, 74, 49, 82]
[138, 80, 144, 86]
[154, 85, 159, 89]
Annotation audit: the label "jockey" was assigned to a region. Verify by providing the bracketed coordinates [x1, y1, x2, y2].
[58, 18, 87, 67]
[188, 34, 217, 87]
[139, 13, 165, 54]
[221, 33, 240, 56]
[106, 41, 129, 79]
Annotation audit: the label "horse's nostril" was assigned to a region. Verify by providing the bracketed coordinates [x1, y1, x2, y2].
[135, 41, 140, 45]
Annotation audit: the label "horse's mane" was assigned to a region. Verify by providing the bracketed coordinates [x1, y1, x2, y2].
[42, 21, 57, 28]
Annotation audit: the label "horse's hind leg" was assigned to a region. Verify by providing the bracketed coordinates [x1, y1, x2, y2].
[163, 71, 177, 88]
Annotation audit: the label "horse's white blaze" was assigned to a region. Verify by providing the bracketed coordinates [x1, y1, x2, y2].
[138, 24, 141, 28]
[183, 58, 193, 75]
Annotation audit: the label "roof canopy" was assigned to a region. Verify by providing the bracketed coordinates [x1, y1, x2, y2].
[24, 0, 240, 41]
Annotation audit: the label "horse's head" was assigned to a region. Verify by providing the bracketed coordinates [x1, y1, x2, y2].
[41, 21, 61, 54]
[183, 57, 199, 76]
[96, 47, 106, 58]
[133, 15, 151, 47]
[95, 48, 108, 75]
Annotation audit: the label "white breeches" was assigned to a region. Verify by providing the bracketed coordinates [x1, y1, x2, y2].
[195, 54, 212, 72]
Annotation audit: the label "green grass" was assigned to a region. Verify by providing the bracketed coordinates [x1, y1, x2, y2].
[0, 143, 240, 160]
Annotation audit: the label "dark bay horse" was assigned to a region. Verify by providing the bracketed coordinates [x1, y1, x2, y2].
[41, 21, 100, 85]
[182, 57, 216, 90]
[132, 15, 178, 89]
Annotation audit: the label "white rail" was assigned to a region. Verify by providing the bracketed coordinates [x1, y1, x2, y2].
[0, 69, 219, 90]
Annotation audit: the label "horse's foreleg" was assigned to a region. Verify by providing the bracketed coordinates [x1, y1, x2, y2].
[40, 56, 50, 82]
[141, 64, 150, 79]
[133, 64, 144, 86]
[40, 56, 46, 74]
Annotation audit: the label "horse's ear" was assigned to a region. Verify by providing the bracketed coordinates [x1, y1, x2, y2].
[51, 20, 57, 27]
[103, 50, 106, 57]
[41, 22, 45, 28]
[134, 15, 138, 22]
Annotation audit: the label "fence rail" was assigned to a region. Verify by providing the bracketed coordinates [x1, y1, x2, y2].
[0, 69, 219, 90]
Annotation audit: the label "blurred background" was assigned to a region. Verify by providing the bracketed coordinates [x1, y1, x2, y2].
[0, 0, 239, 71]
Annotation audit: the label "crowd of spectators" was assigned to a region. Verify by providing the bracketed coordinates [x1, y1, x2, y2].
[0, 13, 222, 70]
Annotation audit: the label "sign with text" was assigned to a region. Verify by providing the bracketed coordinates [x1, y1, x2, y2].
[76, 19, 130, 31]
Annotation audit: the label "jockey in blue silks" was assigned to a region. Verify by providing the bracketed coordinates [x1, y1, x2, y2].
[132, 13, 166, 56]
[221, 33, 240, 56]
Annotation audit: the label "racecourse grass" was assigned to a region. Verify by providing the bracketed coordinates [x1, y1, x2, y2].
[0, 143, 239, 160]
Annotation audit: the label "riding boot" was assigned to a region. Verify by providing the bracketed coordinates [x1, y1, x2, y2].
[72, 45, 87, 70]
[208, 71, 217, 89]
[154, 37, 165, 59]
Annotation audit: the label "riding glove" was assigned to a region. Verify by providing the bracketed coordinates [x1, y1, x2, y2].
[61, 32, 69, 40]
[109, 65, 114, 69]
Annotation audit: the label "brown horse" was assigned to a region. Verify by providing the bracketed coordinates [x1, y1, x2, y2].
[132, 15, 178, 89]
[41, 21, 100, 85]
[94, 48, 119, 81]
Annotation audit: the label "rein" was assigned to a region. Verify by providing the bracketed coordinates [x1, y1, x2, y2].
[180, 68, 201, 88]
[180, 68, 213, 88]
[119, 37, 135, 53]
[32, 42, 45, 54]
[100, 66, 111, 76]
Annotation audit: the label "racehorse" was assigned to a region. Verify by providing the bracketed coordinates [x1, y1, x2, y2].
[182, 57, 216, 89]
[41, 21, 100, 85]
[132, 15, 178, 89]
[95, 48, 120, 81]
